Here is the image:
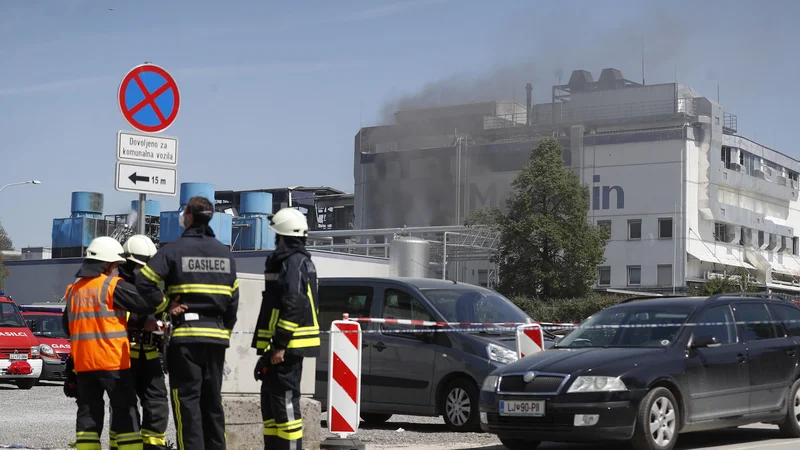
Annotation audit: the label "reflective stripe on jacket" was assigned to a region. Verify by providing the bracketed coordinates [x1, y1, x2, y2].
[252, 250, 320, 358]
[135, 224, 239, 347]
[66, 274, 131, 372]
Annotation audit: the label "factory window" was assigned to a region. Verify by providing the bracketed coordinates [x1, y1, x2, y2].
[657, 265, 673, 287]
[794, 237, 799, 256]
[759, 230, 765, 247]
[721, 147, 732, 169]
[598, 267, 611, 286]
[658, 218, 673, 239]
[627, 266, 642, 286]
[628, 220, 642, 240]
[714, 223, 729, 242]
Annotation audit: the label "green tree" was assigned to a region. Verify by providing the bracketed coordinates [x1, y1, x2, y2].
[0, 223, 11, 289]
[0, 222, 12, 251]
[466, 138, 610, 299]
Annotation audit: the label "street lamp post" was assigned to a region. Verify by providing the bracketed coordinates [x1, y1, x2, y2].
[0, 180, 41, 193]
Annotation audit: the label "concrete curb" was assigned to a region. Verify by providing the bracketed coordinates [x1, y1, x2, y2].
[223, 394, 322, 450]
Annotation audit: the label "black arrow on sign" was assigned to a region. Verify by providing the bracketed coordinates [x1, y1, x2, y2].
[128, 172, 149, 184]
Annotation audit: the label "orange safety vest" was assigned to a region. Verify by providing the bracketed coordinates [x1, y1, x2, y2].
[65, 274, 131, 372]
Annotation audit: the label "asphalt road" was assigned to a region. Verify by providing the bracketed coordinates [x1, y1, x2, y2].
[2, 380, 800, 450]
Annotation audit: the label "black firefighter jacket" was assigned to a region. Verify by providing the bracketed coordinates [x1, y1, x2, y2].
[135, 224, 239, 347]
[251, 239, 320, 358]
[119, 262, 165, 360]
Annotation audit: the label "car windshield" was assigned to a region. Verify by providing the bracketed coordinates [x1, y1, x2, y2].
[420, 288, 530, 324]
[23, 314, 68, 339]
[555, 303, 697, 348]
[0, 302, 28, 328]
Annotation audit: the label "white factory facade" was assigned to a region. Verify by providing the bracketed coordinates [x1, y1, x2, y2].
[354, 68, 800, 294]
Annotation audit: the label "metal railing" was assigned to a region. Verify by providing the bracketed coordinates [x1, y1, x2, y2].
[723, 112, 738, 134]
[484, 98, 696, 130]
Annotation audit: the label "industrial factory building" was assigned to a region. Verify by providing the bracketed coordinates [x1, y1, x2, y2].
[352, 67, 800, 294]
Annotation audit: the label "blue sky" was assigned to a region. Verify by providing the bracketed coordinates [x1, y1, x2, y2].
[1, 0, 797, 248]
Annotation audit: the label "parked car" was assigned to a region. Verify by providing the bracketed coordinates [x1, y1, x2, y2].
[313, 277, 556, 432]
[0, 291, 43, 389]
[19, 304, 69, 382]
[479, 293, 800, 450]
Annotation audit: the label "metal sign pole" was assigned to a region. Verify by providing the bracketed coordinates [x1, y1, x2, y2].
[138, 193, 146, 234]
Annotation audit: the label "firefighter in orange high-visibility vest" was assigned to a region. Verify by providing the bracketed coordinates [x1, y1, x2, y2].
[61, 236, 168, 450]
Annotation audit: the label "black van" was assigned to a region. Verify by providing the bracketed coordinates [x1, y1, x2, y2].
[314, 277, 552, 432]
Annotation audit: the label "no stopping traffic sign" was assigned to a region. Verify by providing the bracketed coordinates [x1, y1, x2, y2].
[118, 63, 180, 133]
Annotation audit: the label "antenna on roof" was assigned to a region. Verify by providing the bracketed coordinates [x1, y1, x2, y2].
[641, 27, 646, 85]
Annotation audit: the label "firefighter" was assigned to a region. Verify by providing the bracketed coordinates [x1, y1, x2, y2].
[111, 234, 169, 450]
[61, 236, 168, 450]
[135, 196, 239, 450]
[252, 207, 320, 450]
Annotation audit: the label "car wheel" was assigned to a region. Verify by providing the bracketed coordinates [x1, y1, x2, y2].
[778, 378, 800, 437]
[15, 379, 36, 390]
[441, 378, 480, 432]
[499, 437, 541, 449]
[631, 387, 679, 450]
[360, 413, 392, 425]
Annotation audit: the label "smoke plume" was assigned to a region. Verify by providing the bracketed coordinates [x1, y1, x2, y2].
[365, 1, 795, 230]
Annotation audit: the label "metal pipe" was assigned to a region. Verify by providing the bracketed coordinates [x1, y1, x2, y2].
[137, 194, 146, 235]
[308, 225, 470, 238]
[308, 243, 388, 249]
[443, 232, 448, 280]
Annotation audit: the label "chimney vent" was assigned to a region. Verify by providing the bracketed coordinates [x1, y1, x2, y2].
[525, 83, 532, 126]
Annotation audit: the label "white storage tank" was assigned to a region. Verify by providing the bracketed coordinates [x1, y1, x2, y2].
[389, 235, 431, 278]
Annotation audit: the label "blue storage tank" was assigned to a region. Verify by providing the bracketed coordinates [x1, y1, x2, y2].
[130, 200, 161, 217]
[52, 192, 107, 254]
[239, 192, 271, 216]
[160, 182, 232, 246]
[180, 182, 215, 206]
[232, 192, 274, 251]
[70, 192, 103, 218]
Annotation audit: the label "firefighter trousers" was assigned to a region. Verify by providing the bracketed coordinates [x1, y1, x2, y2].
[75, 369, 142, 450]
[261, 355, 304, 450]
[111, 352, 169, 450]
[167, 343, 227, 450]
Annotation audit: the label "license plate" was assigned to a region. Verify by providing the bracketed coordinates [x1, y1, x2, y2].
[9, 353, 28, 361]
[499, 400, 545, 417]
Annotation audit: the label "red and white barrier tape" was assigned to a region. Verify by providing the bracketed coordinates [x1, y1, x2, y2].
[344, 317, 577, 328]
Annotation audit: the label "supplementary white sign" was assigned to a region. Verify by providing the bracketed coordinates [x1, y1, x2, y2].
[117, 131, 178, 166]
[115, 162, 177, 196]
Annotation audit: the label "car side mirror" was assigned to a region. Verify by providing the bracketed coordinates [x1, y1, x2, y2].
[691, 335, 720, 349]
[26, 320, 40, 335]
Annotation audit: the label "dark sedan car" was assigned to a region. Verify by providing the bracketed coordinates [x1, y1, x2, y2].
[479, 293, 800, 450]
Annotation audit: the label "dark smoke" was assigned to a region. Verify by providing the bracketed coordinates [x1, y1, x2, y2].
[378, 4, 704, 124]
[365, 1, 795, 229]
[379, 61, 538, 124]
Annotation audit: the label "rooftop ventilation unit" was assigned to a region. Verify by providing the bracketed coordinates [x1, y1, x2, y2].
[567, 70, 594, 92]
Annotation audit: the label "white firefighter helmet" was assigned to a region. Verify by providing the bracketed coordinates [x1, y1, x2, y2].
[269, 208, 308, 237]
[122, 234, 158, 265]
[85, 236, 126, 263]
